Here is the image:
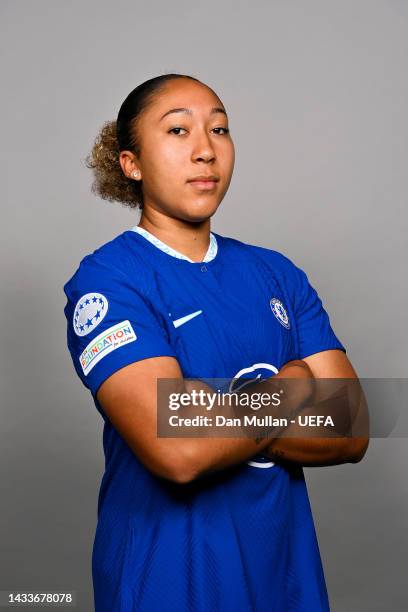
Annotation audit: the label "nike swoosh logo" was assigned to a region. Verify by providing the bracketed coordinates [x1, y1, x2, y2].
[172, 310, 203, 328]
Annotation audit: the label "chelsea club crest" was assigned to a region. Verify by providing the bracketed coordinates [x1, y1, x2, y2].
[270, 297, 290, 329]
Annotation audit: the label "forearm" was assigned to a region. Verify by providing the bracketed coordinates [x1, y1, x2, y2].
[177, 432, 278, 481]
[263, 378, 370, 466]
[264, 434, 360, 467]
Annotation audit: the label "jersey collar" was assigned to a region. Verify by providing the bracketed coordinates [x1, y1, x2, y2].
[130, 225, 218, 263]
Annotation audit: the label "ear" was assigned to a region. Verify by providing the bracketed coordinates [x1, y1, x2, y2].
[119, 150, 141, 180]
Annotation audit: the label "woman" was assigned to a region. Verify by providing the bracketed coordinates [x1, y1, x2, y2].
[63, 73, 368, 611]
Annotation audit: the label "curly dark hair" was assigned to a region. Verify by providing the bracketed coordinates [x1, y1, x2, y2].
[84, 73, 203, 210]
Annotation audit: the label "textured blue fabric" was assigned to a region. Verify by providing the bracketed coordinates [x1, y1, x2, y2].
[63, 229, 345, 611]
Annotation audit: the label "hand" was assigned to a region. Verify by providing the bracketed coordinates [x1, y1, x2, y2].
[263, 359, 315, 457]
[277, 358, 315, 406]
[276, 358, 314, 380]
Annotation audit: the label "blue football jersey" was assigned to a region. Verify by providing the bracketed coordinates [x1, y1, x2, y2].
[63, 227, 346, 612]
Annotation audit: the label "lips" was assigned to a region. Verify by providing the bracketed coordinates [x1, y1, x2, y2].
[187, 176, 219, 181]
[188, 179, 218, 191]
[187, 175, 219, 190]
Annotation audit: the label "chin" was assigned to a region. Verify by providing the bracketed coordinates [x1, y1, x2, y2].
[177, 199, 221, 223]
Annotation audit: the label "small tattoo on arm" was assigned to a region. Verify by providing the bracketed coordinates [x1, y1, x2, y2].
[254, 427, 279, 445]
[267, 449, 286, 460]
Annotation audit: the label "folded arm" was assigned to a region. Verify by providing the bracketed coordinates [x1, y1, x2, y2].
[96, 357, 312, 483]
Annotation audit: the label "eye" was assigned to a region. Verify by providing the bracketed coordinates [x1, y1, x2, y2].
[212, 127, 230, 135]
[168, 127, 187, 135]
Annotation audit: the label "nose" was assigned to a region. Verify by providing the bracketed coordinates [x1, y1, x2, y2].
[191, 129, 216, 163]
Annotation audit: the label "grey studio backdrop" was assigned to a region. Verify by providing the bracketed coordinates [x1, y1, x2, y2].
[1, 1, 407, 610]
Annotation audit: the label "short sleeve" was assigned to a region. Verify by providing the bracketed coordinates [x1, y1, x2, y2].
[283, 257, 346, 360]
[63, 256, 178, 398]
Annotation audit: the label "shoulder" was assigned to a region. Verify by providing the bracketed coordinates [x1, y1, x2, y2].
[63, 230, 151, 299]
[214, 232, 313, 309]
[214, 232, 303, 278]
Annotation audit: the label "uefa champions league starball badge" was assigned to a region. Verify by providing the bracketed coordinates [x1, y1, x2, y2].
[269, 297, 290, 329]
[73, 292, 109, 336]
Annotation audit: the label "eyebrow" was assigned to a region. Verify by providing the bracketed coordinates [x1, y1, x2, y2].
[159, 107, 227, 121]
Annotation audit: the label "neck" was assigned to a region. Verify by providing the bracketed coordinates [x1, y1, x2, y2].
[137, 210, 211, 263]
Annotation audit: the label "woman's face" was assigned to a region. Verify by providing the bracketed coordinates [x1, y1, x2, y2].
[127, 78, 235, 223]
